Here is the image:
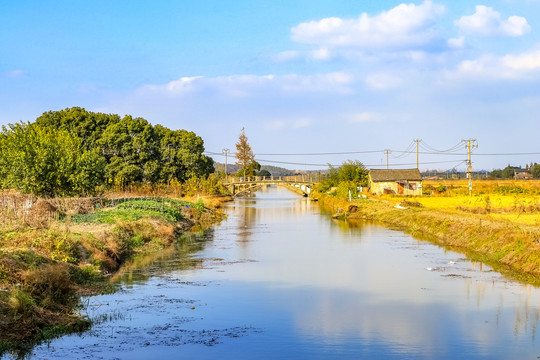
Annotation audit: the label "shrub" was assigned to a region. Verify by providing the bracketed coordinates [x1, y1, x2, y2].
[335, 181, 358, 200]
[493, 186, 529, 195]
[71, 264, 103, 285]
[436, 184, 447, 193]
[7, 288, 36, 318]
[23, 263, 76, 309]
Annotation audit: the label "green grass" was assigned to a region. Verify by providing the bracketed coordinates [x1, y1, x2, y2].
[70, 197, 204, 224]
[71, 208, 175, 224]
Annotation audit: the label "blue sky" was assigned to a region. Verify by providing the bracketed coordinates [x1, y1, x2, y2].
[2, 0, 540, 171]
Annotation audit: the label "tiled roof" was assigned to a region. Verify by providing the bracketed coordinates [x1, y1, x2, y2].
[369, 169, 422, 182]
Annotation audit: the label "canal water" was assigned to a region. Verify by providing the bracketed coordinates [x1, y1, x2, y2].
[22, 187, 540, 359]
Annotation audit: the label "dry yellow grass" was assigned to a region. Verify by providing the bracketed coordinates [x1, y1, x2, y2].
[393, 179, 540, 226]
[423, 179, 540, 191]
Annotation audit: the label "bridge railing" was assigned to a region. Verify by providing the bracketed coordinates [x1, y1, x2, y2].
[224, 175, 325, 184]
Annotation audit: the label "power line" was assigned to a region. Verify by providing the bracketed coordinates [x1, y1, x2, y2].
[254, 158, 466, 168]
[250, 150, 384, 156]
[473, 152, 540, 156]
[444, 160, 467, 173]
[206, 150, 467, 157]
[206, 150, 467, 167]
[390, 140, 416, 159]
[420, 140, 464, 153]
[207, 150, 540, 157]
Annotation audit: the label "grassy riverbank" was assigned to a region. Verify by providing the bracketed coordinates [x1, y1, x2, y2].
[0, 194, 227, 353]
[314, 190, 540, 285]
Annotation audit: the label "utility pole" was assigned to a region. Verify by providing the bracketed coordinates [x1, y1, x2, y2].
[414, 139, 421, 169]
[384, 149, 391, 169]
[462, 139, 478, 196]
[223, 148, 230, 183]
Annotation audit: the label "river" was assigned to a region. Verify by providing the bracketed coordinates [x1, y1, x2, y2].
[19, 186, 540, 359]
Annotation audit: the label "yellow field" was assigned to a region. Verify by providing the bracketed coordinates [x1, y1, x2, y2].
[423, 179, 540, 193]
[383, 179, 540, 226]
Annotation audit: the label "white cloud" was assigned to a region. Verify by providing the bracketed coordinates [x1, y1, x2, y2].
[265, 120, 286, 130]
[452, 49, 540, 79]
[345, 112, 381, 123]
[455, 6, 530, 37]
[139, 72, 355, 97]
[365, 73, 403, 90]
[292, 118, 312, 128]
[310, 48, 332, 60]
[290, 1, 445, 52]
[503, 49, 540, 70]
[264, 117, 312, 131]
[447, 36, 465, 49]
[273, 51, 301, 63]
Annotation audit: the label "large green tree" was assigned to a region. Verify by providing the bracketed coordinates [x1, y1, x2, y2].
[328, 160, 368, 185]
[318, 160, 368, 195]
[98, 116, 160, 186]
[155, 125, 214, 183]
[0, 123, 105, 197]
[0, 108, 215, 195]
[35, 107, 120, 150]
[531, 164, 540, 178]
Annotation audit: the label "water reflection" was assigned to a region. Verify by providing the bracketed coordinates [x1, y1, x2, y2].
[111, 229, 216, 286]
[23, 186, 540, 359]
[215, 186, 540, 358]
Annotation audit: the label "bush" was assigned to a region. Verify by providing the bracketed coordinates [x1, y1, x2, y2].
[71, 264, 103, 285]
[7, 288, 36, 318]
[335, 181, 358, 200]
[22, 263, 76, 309]
[436, 184, 447, 193]
[182, 176, 229, 196]
[493, 186, 529, 195]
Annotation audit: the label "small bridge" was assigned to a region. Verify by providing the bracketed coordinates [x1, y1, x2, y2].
[224, 175, 319, 197]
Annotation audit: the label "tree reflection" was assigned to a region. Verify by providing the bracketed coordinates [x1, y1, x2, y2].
[111, 229, 216, 285]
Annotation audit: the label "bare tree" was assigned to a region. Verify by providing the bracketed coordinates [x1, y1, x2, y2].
[235, 127, 254, 179]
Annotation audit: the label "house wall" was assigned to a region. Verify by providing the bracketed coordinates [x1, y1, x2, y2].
[370, 181, 398, 195]
[404, 182, 422, 196]
[515, 173, 532, 180]
[369, 180, 423, 196]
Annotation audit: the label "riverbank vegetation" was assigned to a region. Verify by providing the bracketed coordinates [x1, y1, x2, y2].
[0, 191, 226, 354]
[0, 107, 231, 353]
[315, 160, 368, 199]
[312, 165, 540, 285]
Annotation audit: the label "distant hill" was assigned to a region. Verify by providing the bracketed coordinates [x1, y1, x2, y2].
[214, 163, 297, 176]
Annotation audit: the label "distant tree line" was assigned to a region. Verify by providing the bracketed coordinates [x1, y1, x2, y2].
[214, 163, 296, 177]
[490, 164, 540, 179]
[0, 107, 214, 197]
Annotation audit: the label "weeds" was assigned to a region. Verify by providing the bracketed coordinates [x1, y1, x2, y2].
[23, 263, 76, 309]
[7, 288, 36, 318]
[0, 191, 223, 350]
[71, 198, 205, 224]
